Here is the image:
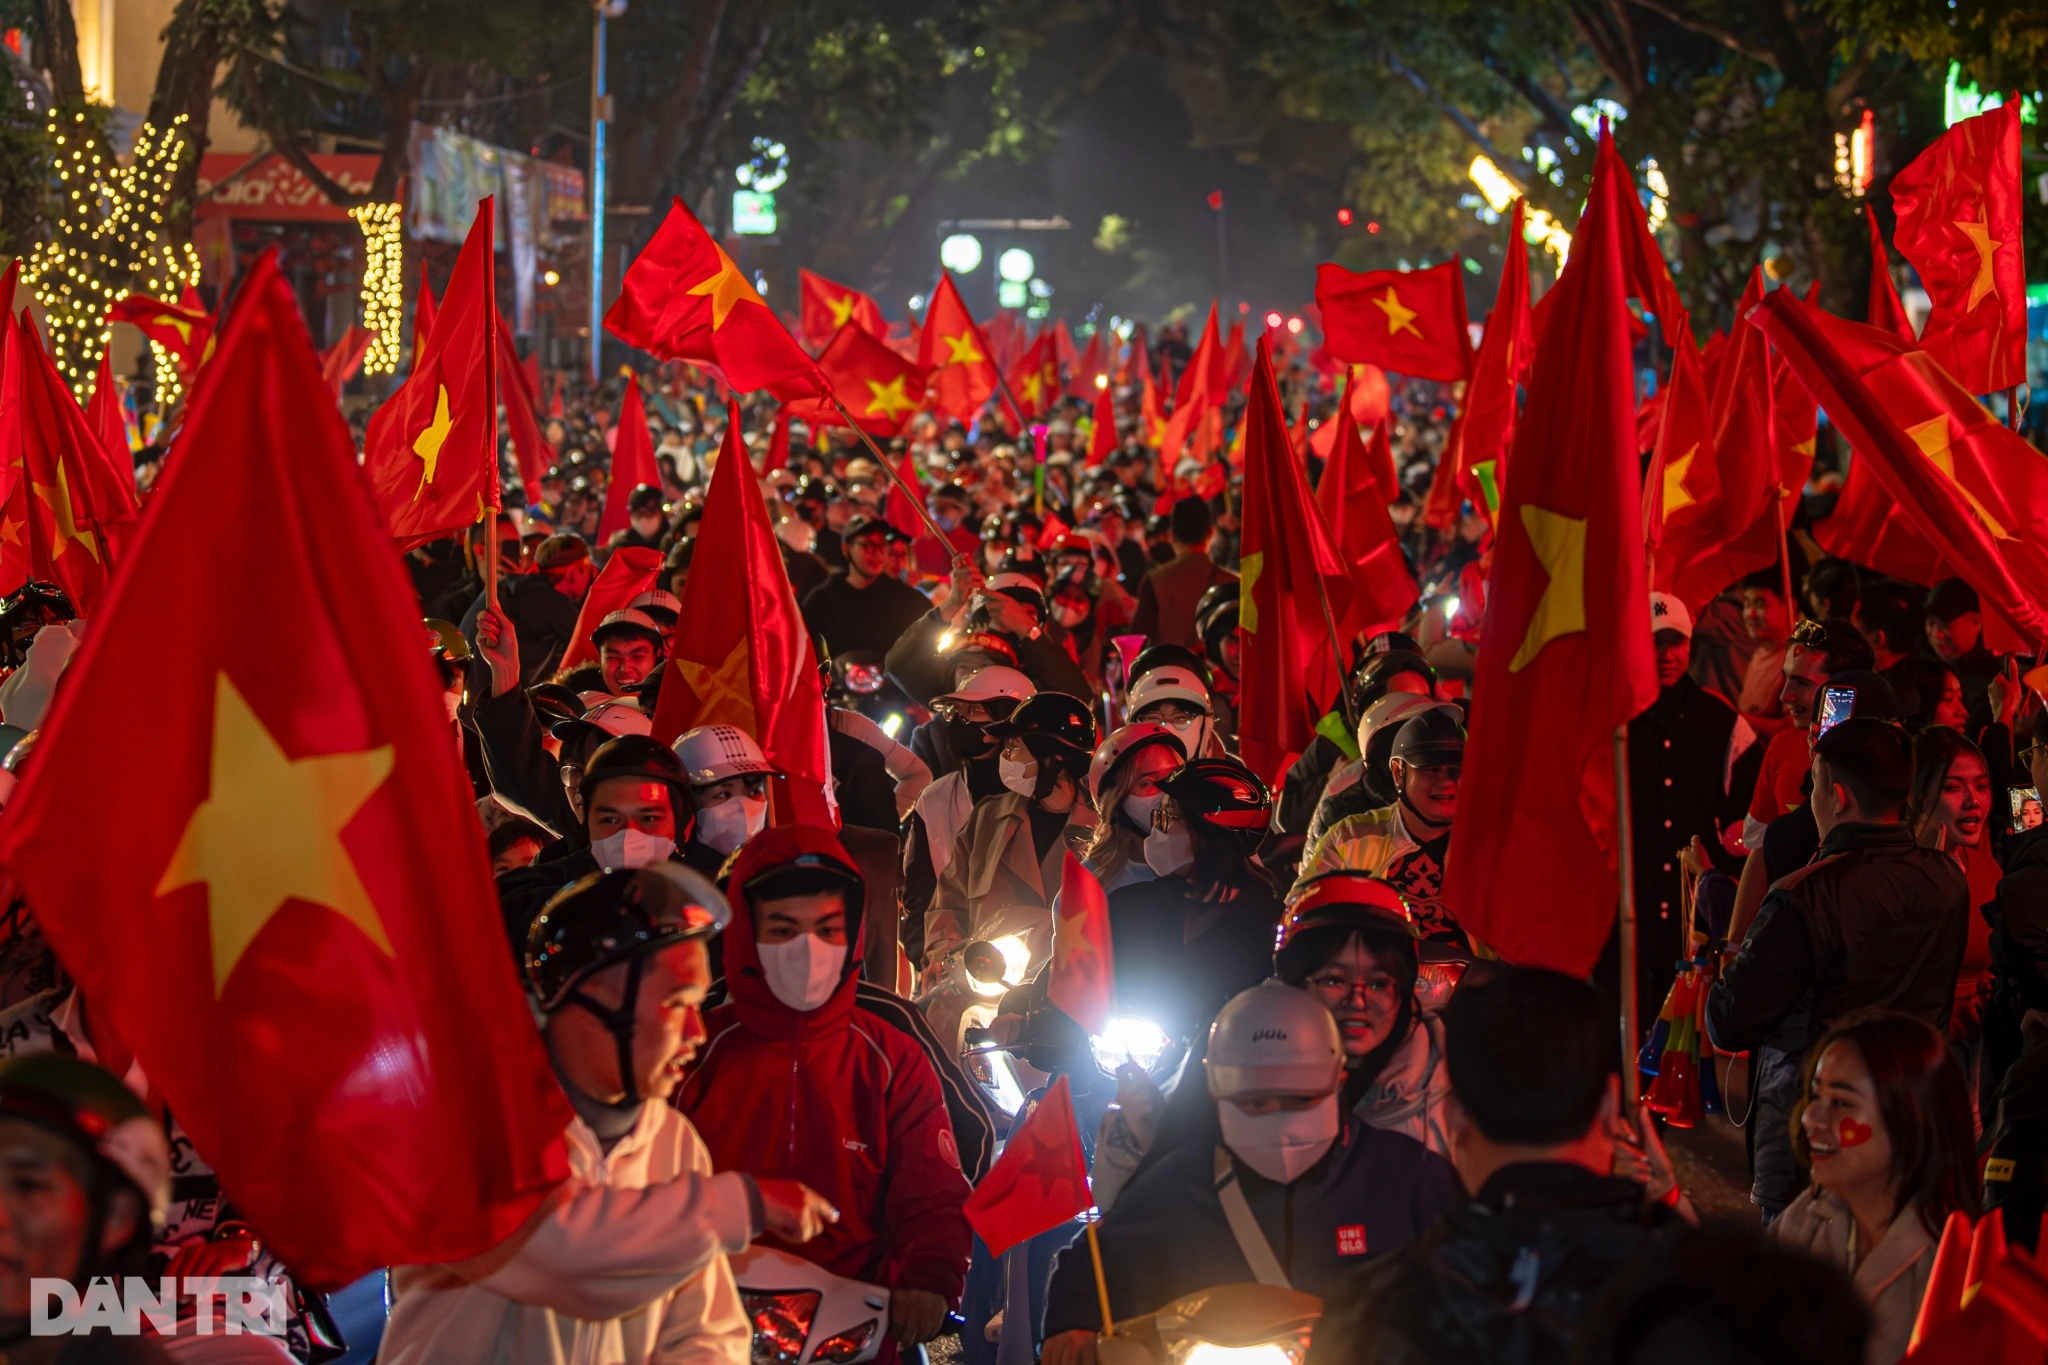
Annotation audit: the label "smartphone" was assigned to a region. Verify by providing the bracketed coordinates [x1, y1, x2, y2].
[1817, 684, 1857, 736]
[2013, 787, 2044, 834]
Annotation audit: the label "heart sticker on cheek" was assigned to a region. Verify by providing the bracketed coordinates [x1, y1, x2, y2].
[1839, 1117, 1875, 1148]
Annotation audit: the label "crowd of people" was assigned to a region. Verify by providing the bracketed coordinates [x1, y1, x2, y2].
[0, 317, 2039, 1365]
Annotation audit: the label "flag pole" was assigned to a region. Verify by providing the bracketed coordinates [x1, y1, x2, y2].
[1614, 723, 1640, 1107]
[1085, 1218, 1116, 1337]
[1775, 486, 1796, 626]
[1306, 552, 1357, 720]
[824, 390, 973, 567]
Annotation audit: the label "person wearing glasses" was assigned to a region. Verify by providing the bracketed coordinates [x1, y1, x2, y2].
[1743, 619, 1878, 854]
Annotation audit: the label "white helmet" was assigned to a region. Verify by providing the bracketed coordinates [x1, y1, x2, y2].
[1087, 723, 1186, 803]
[1204, 980, 1343, 1100]
[1128, 665, 1211, 718]
[936, 665, 1036, 707]
[673, 724, 774, 786]
[1354, 691, 1444, 759]
[581, 697, 653, 740]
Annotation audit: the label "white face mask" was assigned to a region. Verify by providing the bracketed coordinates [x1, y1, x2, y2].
[1143, 823, 1194, 877]
[590, 828, 676, 870]
[1217, 1096, 1340, 1184]
[697, 794, 769, 855]
[1123, 791, 1164, 833]
[756, 933, 848, 1013]
[999, 753, 1039, 798]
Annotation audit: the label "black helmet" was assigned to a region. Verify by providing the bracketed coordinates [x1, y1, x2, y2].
[1349, 649, 1436, 724]
[1195, 585, 1239, 658]
[626, 483, 667, 514]
[528, 682, 587, 729]
[985, 692, 1098, 765]
[525, 866, 730, 1100]
[578, 734, 694, 840]
[1160, 757, 1272, 833]
[1128, 643, 1211, 693]
[0, 1053, 170, 1232]
[1391, 707, 1465, 768]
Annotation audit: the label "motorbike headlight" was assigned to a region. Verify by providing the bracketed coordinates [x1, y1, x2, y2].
[880, 713, 905, 739]
[1092, 1015, 1171, 1073]
[1181, 1345, 1296, 1365]
[965, 1047, 1027, 1116]
[969, 933, 1032, 997]
[740, 1289, 821, 1365]
[1414, 960, 1468, 1014]
[811, 1320, 880, 1364]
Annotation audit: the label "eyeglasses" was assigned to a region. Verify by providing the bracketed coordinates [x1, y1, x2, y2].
[1305, 973, 1401, 1003]
[2022, 743, 2047, 765]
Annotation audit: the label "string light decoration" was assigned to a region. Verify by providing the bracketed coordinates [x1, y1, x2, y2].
[147, 339, 183, 410]
[351, 201, 403, 375]
[23, 111, 201, 397]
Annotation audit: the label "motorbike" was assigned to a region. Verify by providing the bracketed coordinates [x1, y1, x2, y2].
[1096, 1283, 1323, 1365]
[827, 650, 915, 738]
[733, 1245, 892, 1365]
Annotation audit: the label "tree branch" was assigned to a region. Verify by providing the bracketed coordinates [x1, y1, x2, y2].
[1623, 0, 1779, 66]
[673, 21, 773, 206]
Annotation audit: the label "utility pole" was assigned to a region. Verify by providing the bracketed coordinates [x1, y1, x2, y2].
[1209, 189, 1228, 305]
[588, 0, 625, 385]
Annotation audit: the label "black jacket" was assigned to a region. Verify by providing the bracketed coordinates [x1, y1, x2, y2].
[459, 572, 584, 686]
[1705, 821, 1967, 1057]
[802, 571, 934, 660]
[883, 610, 1091, 709]
[1983, 824, 2048, 1099]
[1109, 874, 1282, 1042]
[1310, 1162, 1679, 1365]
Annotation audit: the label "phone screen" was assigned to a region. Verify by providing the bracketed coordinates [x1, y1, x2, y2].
[1817, 684, 1857, 736]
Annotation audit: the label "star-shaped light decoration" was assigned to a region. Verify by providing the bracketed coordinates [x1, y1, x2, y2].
[686, 243, 766, 330]
[864, 375, 919, 421]
[1373, 288, 1421, 339]
[1508, 504, 1587, 673]
[1905, 414, 2011, 540]
[1953, 219, 2000, 310]
[157, 674, 395, 997]
[672, 637, 756, 733]
[411, 384, 453, 495]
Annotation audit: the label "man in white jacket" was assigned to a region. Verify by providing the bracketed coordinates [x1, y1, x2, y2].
[381, 863, 838, 1365]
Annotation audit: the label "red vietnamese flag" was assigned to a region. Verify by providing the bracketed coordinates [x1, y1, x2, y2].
[883, 446, 928, 544]
[84, 348, 137, 509]
[1866, 205, 1916, 344]
[1669, 270, 1778, 611]
[1316, 387, 1418, 642]
[414, 262, 438, 357]
[1086, 379, 1118, 467]
[1048, 854, 1114, 1034]
[1453, 200, 1535, 521]
[0, 253, 571, 1288]
[784, 324, 930, 438]
[598, 375, 660, 542]
[560, 545, 664, 673]
[985, 312, 1022, 375]
[318, 325, 376, 400]
[496, 315, 551, 495]
[1444, 129, 1658, 976]
[1814, 450, 1950, 589]
[1753, 289, 2048, 651]
[798, 268, 885, 352]
[607, 199, 822, 400]
[1238, 338, 1354, 784]
[1008, 332, 1058, 420]
[0, 276, 27, 597]
[1594, 133, 1689, 349]
[1160, 304, 1229, 459]
[1890, 99, 2025, 395]
[1315, 259, 1472, 382]
[1221, 318, 1250, 394]
[11, 318, 127, 613]
[1309, 364, 1391, 461]
[364, 199, 499, 549]
[108, 293, 213, 375]
[918, 274, 1000, 422]
[1071, 331, 1107, 399]
[650, 404, 836, 821]
[1645, 331, 1719, 597]
[960, 1074, 1092, 1258]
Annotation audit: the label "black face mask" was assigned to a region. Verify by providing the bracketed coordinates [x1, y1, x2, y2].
[946, 715, 991, 759]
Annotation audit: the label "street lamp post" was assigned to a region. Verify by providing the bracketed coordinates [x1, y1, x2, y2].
[589, 0, 626, 385]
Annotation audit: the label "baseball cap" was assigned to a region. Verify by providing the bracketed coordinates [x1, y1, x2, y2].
[1649, 592, 1693, 639]
[936, 665, 1036, 706]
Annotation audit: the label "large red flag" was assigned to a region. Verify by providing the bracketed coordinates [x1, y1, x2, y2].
[1237, 338, 1354, 784]
[0, 252, 570, 1287]
[1085, 378, 1118, 467]
[960, 1074, 1091, 1258]
[83, 347, 139, 542]
[883, 445, 928, 543]
[785, 324, 930, 438]
[1452, 200, 1535, 521]
[1866, 205, 1916, 344]
[560, 545, 664, 673]
[918, 274, 999, 422]
[1890, 99, 2025, 395]
[1593, 133, 1689, 349]
[650, 404, 835, 822]
[414, 262, 438, 359]
[1048, 854, 1114, 1034]
[319, 325, 376, 400]
[496, 315, 551, 495]
[1813, 451, 1949, 589]
[1444, 129, 1658, 976]
[598, 375, 660, 543]
[1646, 332, 1723, 602]
[607, 200, 821, 399]
[363, 198, 499, 549]
[797, 269, 885, 352]
[1159, 303, 1229, 460]
[1316, 388, 1417, 642]
[1315, 259, 1472, 382]
[11, 319, 123, 613]
[1667, 270, 1778, 611]
[107, 293, 213, 376]
[1070, 331, 1107, 399]
[1752, 290, 2048, 651]
[1008, 332, 1058, 420]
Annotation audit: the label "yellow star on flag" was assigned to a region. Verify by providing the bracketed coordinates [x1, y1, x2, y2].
[1509, 503, 1587, 673]
[156, 312, 193, 343]
[1662, 445, 1699, 516]
[863, 375, 919, 421]
[1953, 220, 2000, 309]
[0, 516, 21, 548]
[1238, 552, 1263, 634]
[32, 457, 99, 564]
[1373, 288, 1422, 338]
[828, 294, 859, 328]
[686, 242, 765, 330]
[1018, 372, 1044, 407]
[943, 332, 985, 366]
[673, 637, 756, 733]
[412, 384, 453, 495]
[157, 674, 395, 998]
[1905, 414, 2012, 540]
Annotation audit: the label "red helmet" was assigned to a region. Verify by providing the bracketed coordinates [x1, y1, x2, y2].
[1276, 873, 1419, 968]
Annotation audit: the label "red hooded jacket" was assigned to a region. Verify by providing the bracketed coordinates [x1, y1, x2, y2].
[676, 826, 973, 1307]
